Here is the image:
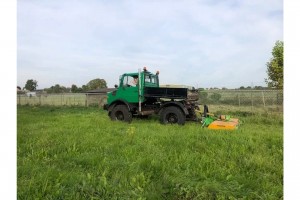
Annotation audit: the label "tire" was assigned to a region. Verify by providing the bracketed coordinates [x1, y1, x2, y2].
[110, 105, 132, 123]
[160, 106, 186, 125]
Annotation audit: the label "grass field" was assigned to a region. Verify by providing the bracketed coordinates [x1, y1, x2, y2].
[17, 106, 283, 199]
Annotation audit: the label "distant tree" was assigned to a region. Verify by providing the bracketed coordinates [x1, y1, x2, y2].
[246, 86, 252, 89]
[254, 86, 263, 90]
[77, 87, 84, 93]
[60, 86, 69, 93]
[52, 84, 62, 93]
[17, 86, 21, 90]
[265, 40, 283, 89]
[82, 85, 88, 92]
[24, 79, 38, 91]
[239, 86, 245, 90]
[222, 87, 227, 90]
[45, 84, 68, 93]
[86, 78, 107, 90]
[71, 84, 78, 93]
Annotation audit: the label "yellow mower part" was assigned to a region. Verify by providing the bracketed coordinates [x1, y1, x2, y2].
[207, 118, 239, 130]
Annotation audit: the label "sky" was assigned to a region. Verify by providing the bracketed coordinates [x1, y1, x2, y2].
[17, 0, 283, 89]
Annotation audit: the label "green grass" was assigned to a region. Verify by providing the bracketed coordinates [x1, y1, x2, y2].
[17, 106, 283, 199]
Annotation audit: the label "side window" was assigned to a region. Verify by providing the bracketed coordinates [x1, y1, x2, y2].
[122, 76, 128, 86]
[122, 76, 135, 86]
[145, 75, 157, 84]
[145, 75, 150, 83]
[151, 75, 157, 84]
[128, 76, 134, 84]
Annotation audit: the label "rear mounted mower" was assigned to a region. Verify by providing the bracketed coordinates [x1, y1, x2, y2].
[197, 105, 240, 130]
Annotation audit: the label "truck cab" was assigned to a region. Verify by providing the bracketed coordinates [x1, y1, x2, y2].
[106, 68, 159, 105]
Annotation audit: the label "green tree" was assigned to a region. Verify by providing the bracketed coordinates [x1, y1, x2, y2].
[86, 78, 107, 90]
[45, 84, 68, 93]
[81, 85, 88, 92]
[265, 40, 283, 89]
[52, 84, 62, 93]
[24, 79, 38, 91]
[71, 84, 78, 93]
[254, 86, 263, 90]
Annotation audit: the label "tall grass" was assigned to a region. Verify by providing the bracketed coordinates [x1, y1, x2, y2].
[17, 106, 283, 199]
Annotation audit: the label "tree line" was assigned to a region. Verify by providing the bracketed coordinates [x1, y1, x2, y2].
[20, 78, 107, 93]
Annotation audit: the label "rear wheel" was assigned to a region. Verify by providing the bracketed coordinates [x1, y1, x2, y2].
[110, 105, 132, 123]
[160, 106, 186, 125]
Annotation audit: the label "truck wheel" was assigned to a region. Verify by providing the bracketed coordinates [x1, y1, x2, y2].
[110, 105, 132, 123]
[160, 106, 186, 125]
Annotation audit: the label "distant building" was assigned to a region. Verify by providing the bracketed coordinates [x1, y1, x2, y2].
[26, 92, 36, 97]
[25, 90, 46, 97]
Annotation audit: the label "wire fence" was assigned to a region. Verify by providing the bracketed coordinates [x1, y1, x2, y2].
[17, 90, 283, 112]
[17, 93, 110, 107]
[199, 89, 283, 112]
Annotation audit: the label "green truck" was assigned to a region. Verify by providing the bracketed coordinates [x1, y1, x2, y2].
[103, 67, 201, 125]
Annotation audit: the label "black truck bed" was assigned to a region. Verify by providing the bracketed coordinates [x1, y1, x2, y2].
[144, 87, 187, 99]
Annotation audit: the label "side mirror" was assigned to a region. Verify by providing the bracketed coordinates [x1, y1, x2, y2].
[114, 84, 118, 88]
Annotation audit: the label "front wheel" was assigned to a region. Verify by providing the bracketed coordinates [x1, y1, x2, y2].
[160, 106, 186, 125]
[110, 105, 132, 123]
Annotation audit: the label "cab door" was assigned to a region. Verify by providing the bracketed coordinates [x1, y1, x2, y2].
[120, 75, 139, 103]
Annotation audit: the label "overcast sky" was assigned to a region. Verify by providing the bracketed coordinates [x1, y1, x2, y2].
[17, 0, 283, 89]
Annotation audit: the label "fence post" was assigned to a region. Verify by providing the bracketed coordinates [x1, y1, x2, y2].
[262, 91, 265, 108]
[98, 96, 102, 108]
[85, 94, 88, 107]
[251, 90, 253, 111]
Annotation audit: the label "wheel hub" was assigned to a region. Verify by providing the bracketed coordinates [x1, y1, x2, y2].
[167, 113, 178, 123]
[115, 111, 124, 120]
